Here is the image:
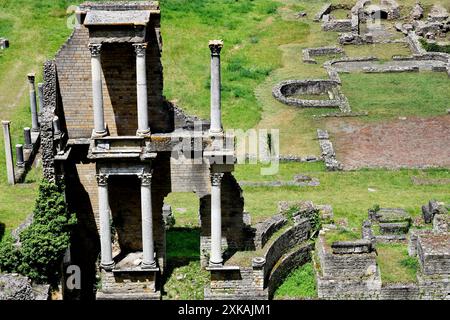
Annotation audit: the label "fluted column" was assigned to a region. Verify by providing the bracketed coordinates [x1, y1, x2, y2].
[89, 44, 106, 136]
[209, 40, 224, 134]
[97, 174, 114, 270]
[133, 43, 150, 136]
[210, 172, 224, 267]
[27, 74, 39, 132]
[139, 172, 156, 269]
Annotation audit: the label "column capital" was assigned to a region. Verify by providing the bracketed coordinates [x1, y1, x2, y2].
[88, 43, 102, 57]
[139, 172, 153, 186]
[133, 43, 148, 57]
[209, 40, 223, 56]
[210, 172, 224, 186]
[2, 120, 11, 127]
[96, 173, 109, 186]
[27, 73, 36, 83]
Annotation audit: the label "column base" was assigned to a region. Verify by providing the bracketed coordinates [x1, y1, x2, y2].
[209, 129, 223, 136]
[141, 261, 157, 270]
[208, 260, 223, 268]
[101, 261, 115, 271]
[136, 129, 151, 137]
[92, 129, 108, 138]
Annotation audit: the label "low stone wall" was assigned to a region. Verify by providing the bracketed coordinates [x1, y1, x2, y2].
[253, 214, 287, 250]
[379, 284, 420, 300]
[96, 269, 160, 300]
[317, 129, 342, 171]
[417, 234, 450, 276]
[272, 80, 348, 110]
[406, 32, 426, 54]
[205, 266, 267, 300]
[322, 19, 353, 32]
[302, 46, 344, 64]
[267, 242, 314, 298]
[314, 3, 332, 22]
[316, 235, 377, 278]
[263, 219, 312, 281]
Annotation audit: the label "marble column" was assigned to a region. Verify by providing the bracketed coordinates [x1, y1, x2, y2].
[210, 172, 224, 266]
[139, 172, 156, 269]
[27, 74, 39, 132]
[209, 40, 224, 134]
[89, 44, 106, 136]
[2, 121, 15, 185]
[133, 43, 150, 136]
[97, 174, 114, 270]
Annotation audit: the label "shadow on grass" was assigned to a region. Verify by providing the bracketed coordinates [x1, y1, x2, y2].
[0, 223, 5, 242]
[160, 227, 201, 293]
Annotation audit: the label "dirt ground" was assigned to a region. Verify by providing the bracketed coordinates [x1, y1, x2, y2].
[327, 115, 450, 170]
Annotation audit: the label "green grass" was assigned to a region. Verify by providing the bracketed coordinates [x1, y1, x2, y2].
[273, 262, 317, 299]
[376, 243, 419, 284]
[324, 228, 361, 246]
[344, 43, 412, 60]
[235, 164, 450, 226]
[162, 260, 210, 300]
[166, 228, 201, 260]
[341, 72, 450, 120]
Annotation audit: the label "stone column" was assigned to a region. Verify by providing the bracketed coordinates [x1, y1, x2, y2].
[89, 44, 106, 136]
[37, 83, 44, 113]
[2, 121, 15, 185]
[210, 172, 224, 266]
[139, 172, 156, 269]
[209, 40, 224, 134]
[27, 74, 39, 132]
[24, 127, 32, 149]
[97, 174, 114, 270]
[16, 144, 24, 167]
[133, 43, 150, 136]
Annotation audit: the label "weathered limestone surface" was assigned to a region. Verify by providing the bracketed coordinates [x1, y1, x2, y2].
[0, 274, 50, 300]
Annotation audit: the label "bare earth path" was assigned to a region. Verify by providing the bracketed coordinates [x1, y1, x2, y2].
[329, 116, 450, 170]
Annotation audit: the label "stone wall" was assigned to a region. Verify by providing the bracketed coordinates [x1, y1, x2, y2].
[302, 46, 344, 64]
[253, 214, 287, 250]
[272, 80, 346, 109]
[267, 243, 313, 298]
[263, 219, 311, 281]
[205, 267, 267, 300]
[96, 269, 160, 300]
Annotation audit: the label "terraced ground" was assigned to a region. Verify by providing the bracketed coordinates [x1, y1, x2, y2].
[1, 0, 450, 299]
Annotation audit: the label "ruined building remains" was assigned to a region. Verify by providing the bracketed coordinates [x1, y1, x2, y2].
[40, 1, 251, 299]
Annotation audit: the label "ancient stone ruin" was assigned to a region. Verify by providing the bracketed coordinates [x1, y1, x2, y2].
[36, 1, 254, 300]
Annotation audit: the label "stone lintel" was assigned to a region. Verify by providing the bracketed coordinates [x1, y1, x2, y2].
[84, 10, 151, 27]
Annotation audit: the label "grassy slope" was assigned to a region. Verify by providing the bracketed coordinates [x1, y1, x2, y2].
[0, 0, 74, 235]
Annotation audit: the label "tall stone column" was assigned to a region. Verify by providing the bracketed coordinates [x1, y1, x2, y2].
[89, 44, 106, 137]
[133, 43, 150, 136]
[209, 40, 224, 134]
[139, 172, 156, 269]
[97, 174, 114, 270]
[2, 121, 15, 185]
[210, 172, 224, 267]
[27, 74, 39, 132]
